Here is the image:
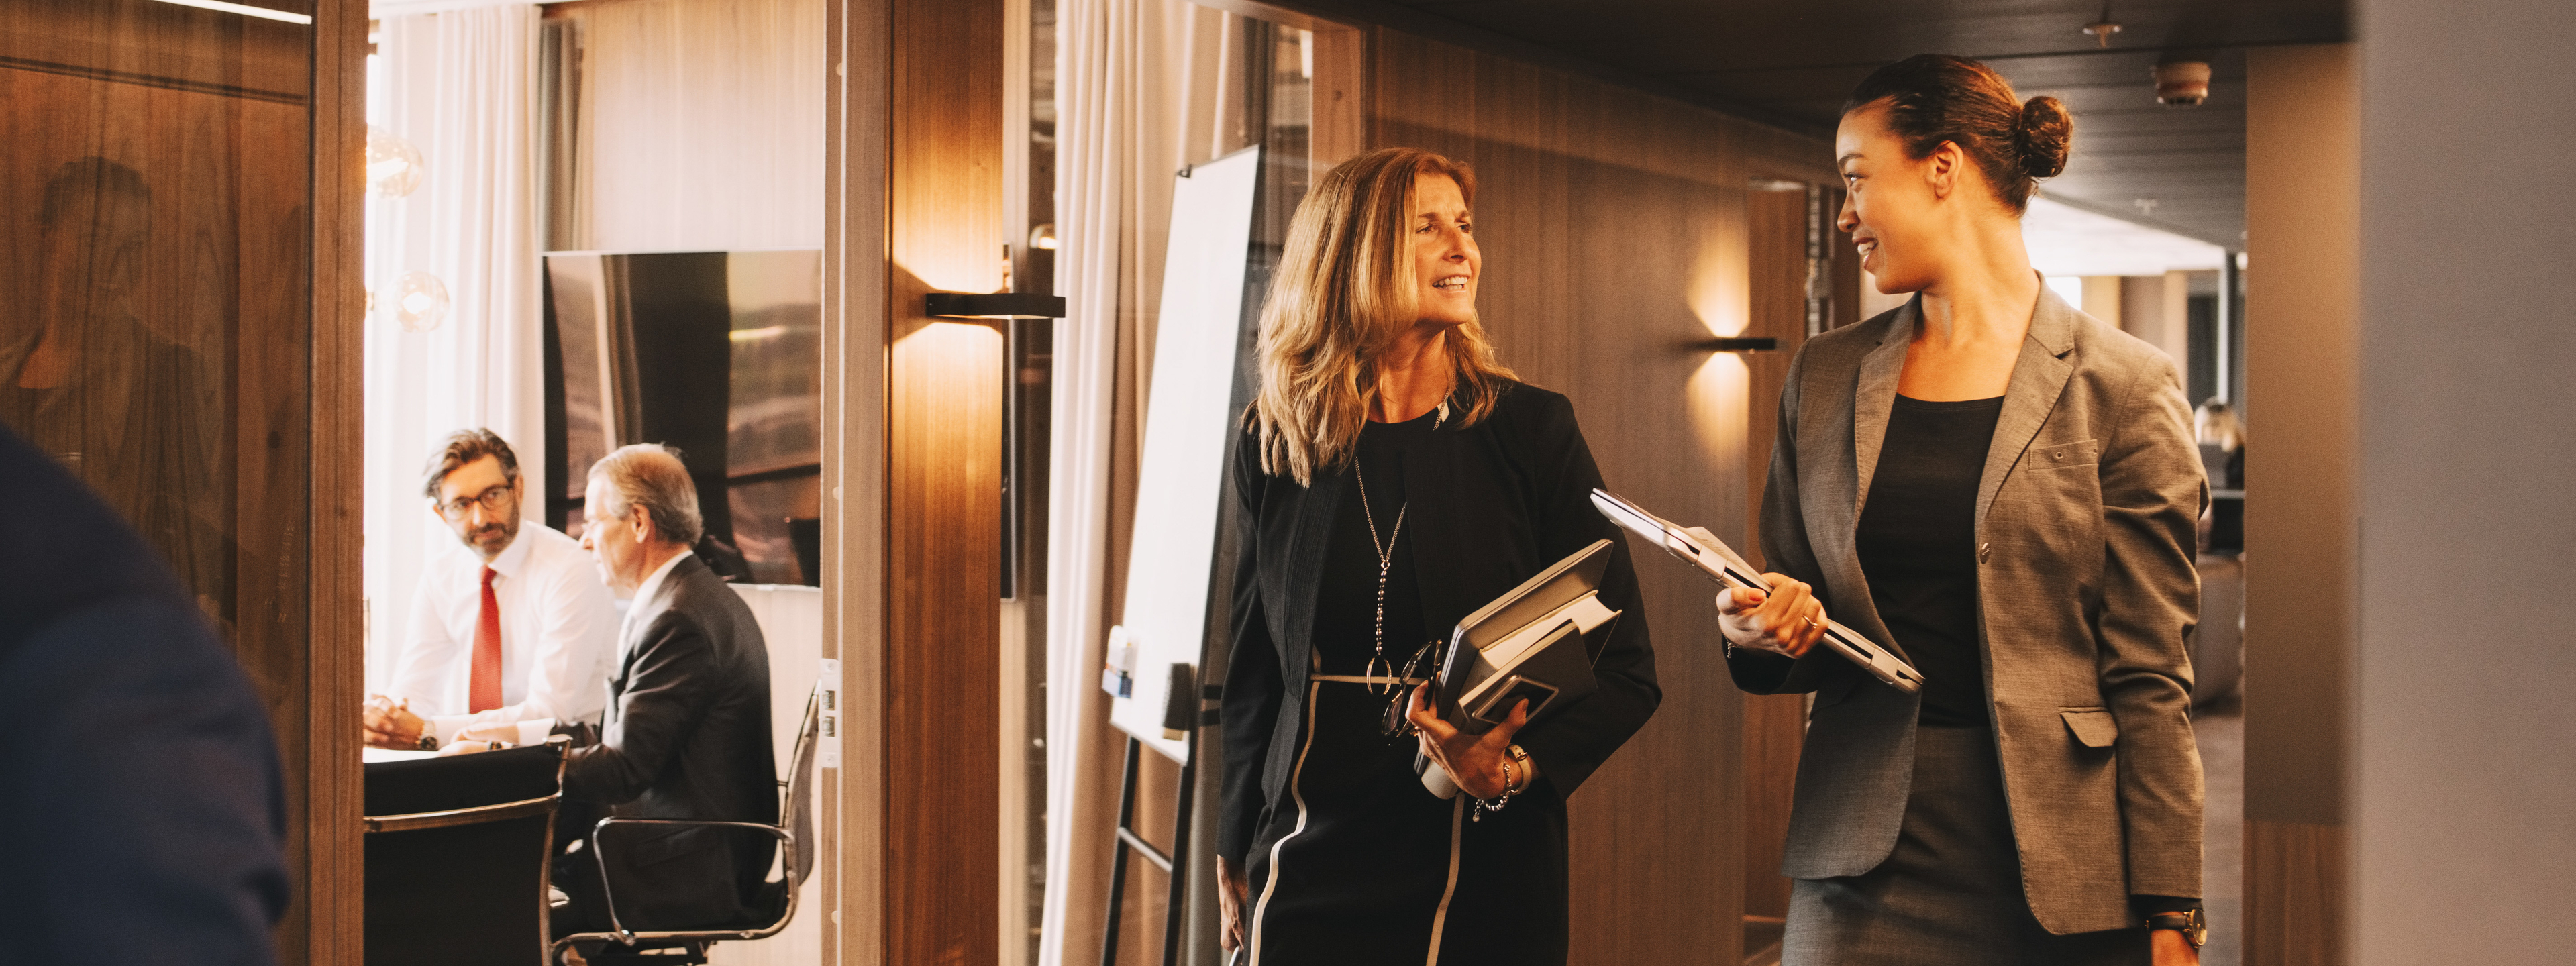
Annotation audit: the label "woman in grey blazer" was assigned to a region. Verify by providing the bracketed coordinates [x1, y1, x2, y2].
[1721, 55, 2208, 966]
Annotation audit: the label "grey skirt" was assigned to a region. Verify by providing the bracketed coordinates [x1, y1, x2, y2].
[1782, 726, 2151, 966]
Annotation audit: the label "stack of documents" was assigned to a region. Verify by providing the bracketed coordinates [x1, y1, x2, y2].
[1416, 539, 1622, 798]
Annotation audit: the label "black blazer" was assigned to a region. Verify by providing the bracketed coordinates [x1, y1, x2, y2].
[1218, 382, 1661, 861]
[558, 554, 778, 930]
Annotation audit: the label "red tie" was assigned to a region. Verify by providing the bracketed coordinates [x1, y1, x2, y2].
[469, 565, 503, 713]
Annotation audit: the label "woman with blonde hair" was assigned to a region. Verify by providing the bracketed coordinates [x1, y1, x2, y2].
[1213, 147, 1659, 965]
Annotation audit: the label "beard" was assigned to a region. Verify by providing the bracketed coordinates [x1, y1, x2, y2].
[464, 520, 515, 557]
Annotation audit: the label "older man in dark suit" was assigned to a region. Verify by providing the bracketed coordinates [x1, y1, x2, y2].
[450, 443, 776, 943]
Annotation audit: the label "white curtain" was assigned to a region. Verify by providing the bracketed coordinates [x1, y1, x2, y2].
[363, 5, 544, 688]
[1043, 2, 1245, 962]
[1040, 0, 1134, 957]
[556, 0, 826, 253]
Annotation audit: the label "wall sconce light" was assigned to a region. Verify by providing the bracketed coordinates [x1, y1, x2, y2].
[1692, 336, 1779, 352]
[926, 292, 1068, 321]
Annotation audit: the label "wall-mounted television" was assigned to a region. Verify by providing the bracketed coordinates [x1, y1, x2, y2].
[542, 250, 820, 586]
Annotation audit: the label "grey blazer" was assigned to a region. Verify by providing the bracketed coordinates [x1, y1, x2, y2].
[1729, 287, 2206, 934]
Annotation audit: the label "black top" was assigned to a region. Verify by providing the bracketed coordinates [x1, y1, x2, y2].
[1311, 410, 1438, 676]
[1855, 394, 2004, 729]
[1220, 382, 1661, 863]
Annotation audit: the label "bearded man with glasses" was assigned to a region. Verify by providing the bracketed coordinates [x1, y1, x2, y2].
[362, 429, 617, 752]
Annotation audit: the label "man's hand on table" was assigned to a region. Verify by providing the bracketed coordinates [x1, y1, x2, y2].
[435, 719, 525, 756]
[362, 694, 428, 750]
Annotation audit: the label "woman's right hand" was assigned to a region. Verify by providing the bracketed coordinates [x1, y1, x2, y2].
[1716, 574, 1828, 658]
[1217, 854, 1250, 953]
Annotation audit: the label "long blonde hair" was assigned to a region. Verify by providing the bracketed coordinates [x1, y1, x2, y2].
[1252, 148, 1517, 485]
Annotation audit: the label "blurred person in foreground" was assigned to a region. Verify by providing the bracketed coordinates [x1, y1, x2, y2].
[0, 424, 289, 964]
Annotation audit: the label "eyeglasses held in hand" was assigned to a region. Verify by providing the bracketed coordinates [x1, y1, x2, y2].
[1379, 639, 1445, 741]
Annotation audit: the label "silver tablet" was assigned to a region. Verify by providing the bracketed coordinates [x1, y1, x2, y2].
[1590, 488, 1924, 695]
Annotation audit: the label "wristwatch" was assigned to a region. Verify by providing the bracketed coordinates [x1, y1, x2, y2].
[416, 729, 441, 752]
[2145, 908, 2207, 949]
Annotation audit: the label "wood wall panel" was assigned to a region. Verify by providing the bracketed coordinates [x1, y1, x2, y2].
[305, 0, 368, 961]
[1367, 28, 1833, 964]
[1309, 25, 1368, 168]
[1739, 185, 1811, 952]
[2243, 44, 2357, 966]
[880, 0, 1005, 963]
[821, 0, 891, 960]
[1743, 189, 1806, 564]
[1738, 695, 1801, 923]
[2245, 819, 2347, 966]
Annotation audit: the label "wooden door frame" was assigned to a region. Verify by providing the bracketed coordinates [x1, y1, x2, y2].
[824, 0, 1009, 962]
[821, 0, 890, 959]
[302, 0, 368, 961]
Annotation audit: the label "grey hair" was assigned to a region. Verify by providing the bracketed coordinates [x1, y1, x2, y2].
[587, 443, 703, 546]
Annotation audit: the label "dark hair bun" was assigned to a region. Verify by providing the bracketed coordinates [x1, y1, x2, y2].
[2016, 95, 2073, 180]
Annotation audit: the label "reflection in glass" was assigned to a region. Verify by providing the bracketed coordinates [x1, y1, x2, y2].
[542, 250, 820, 584]
[1, 0, 314, 641]
[3, 156, 229, 620]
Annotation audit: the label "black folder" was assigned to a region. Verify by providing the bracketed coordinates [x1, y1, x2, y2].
[1414, 539, 1623, 798]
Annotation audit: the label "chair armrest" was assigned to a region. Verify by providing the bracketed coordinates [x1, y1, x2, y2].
[587, 817, 798, 945]
[364, 794, 557, 833]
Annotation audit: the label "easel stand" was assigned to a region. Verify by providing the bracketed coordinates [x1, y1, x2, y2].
[1100, 726, 1197, 966]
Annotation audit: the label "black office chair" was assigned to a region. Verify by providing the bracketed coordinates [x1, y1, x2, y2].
[554, 686, 820, 965]
[364, 737, 570, 966]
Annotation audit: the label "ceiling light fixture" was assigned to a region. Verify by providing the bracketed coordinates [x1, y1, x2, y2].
[384, 271, 450, 333]
[2082, 2, 2122, 48]
[2153, 61, 2213, 108]
[365, 125, 425, 198]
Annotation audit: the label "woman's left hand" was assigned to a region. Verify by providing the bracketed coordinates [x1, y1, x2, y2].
[1404, 683, 1525, 799]
[2151, 929, 2200, 965]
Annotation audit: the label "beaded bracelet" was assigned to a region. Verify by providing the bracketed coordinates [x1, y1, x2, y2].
[1472, 757, 1518, 822]
[1474, 746, 1537, 822]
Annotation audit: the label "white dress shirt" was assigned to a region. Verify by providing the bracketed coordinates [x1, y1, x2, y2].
[388, 520, 617, 745]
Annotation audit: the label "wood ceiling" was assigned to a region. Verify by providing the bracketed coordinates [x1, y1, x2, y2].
[1299, 0, 2351, 247]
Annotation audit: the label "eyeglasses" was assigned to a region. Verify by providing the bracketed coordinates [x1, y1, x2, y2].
[435, 483, 516, 522]
[1378, 639, 1446, 741]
